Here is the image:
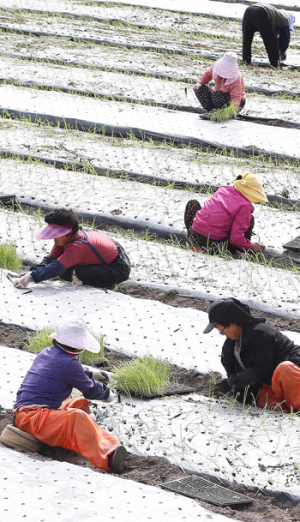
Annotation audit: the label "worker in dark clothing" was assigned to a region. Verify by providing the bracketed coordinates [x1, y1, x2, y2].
[14, 208, 131, 290]
[242, 4, 295, 67]
[204, 298, 300, 412]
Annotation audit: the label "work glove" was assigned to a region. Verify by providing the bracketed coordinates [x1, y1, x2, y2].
[280, 52, 287, 61]
[102, 390, 115, 403]
[92, 369, 110, 384]
[193, 82, 202, 91]
[14, 273, 31, 289]
[212, 378, 231, 397]
[84, 367, 110, 383]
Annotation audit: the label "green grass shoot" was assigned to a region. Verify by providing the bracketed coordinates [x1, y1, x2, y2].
[0, 244, 22, 270]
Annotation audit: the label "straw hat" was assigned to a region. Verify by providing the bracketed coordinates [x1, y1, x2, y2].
[50, 318, 100, 353]
[234, 173, 268, 204]
[213, 52, 239, 83]
[35, 224, 72, 240]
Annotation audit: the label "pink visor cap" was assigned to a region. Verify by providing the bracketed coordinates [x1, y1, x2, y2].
[35, 224, 72, 240]
[213, 52, 239, 80]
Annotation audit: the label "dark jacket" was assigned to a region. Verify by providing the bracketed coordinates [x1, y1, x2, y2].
[222, 321, 300, 390]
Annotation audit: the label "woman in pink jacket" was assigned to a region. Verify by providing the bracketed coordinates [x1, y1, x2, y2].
[194, 52, 246, 116]
[184, 173, 267, 255]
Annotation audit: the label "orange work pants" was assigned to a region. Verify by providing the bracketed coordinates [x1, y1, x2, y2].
[257, 361, 300, 412]
[14, 397, 119, 471]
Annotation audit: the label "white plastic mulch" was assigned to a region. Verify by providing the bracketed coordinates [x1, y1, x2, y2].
[1, 120, 300, 199]
[1, 159, 300, 250]
[0, 446, 236, 522]
[1, 210, 300, 317]
[1, 56, 300, 122]
[0, 269, 225, 375]
[2, 344, 300, 503]
[83, 0, 300, 25]
[1, 85, 300, 159]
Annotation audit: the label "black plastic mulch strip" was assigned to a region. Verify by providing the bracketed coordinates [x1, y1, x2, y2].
[3, 79, 300, 128]
[1, 106, 299, 164]
[3, 53, 300, 99]
[161, 476, 253, 507]
[1, 25, 299, 69]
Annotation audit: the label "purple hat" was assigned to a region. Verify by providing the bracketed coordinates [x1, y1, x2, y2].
[35, 224, 72, 240]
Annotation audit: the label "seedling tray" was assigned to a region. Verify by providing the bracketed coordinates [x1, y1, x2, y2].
[283, 235, 300, 252]
[161, 476, 253, 507]
[121, 383, 195, 399]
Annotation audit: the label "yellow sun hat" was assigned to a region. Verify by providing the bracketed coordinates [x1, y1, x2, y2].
[233, 173, 268, 203]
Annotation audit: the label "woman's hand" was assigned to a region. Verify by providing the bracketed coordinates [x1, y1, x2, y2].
[252, 242, 265, 252]
[193, 82, 202, 91]
[14, 273, 31, 289]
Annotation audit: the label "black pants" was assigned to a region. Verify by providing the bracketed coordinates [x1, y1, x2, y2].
[242, 5, 280, 68]
[195, 85, 246, 112]
[60, 242, 131, 289]
[184, 199, 254, 254]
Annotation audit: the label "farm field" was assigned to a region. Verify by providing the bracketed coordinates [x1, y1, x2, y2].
[1, 1, 300, 522]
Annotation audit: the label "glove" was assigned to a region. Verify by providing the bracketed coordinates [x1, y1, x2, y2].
[91, 369, 110, 383]
[193, 82, 202, 91]
[280, 52, 287, 61]
[102, 390, 115, 403]
[212, 378, 231, 396]
[14, 273, 31, 289]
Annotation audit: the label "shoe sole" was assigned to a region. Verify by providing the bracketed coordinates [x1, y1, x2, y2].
[109, 445, 127, 474]
[0, 424, 43, 452]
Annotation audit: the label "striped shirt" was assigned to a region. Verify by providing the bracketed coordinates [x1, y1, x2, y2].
[50, 229, 118, 269]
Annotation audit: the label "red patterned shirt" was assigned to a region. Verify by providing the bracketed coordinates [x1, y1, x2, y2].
[50, 230, 118, 269]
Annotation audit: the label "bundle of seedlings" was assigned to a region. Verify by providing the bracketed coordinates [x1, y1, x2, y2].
[210, 102, 237, 123]
[111, 356, 171, 397]
[0, 244, 22, 271]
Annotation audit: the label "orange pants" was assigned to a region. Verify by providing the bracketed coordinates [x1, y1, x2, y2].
[14, 397, 119, 470]
[257, 361, 300, 412]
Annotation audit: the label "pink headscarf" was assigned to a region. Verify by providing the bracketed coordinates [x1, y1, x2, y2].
[213, 52, 239, 86]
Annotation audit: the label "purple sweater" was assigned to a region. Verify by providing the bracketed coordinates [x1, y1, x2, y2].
[192, 186, 254, 250]
[14, 345, 109, 409]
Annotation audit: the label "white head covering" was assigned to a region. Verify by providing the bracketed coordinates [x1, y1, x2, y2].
[213, 52, 239, 86]
[283, 10, 295, 31]
[50, 318, 100, 353]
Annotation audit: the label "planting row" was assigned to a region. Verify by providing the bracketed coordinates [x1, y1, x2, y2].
[3, 343, 300, 503]
[1, 120, 299, 198]
[1, 158, 299, 248]
[2, 31, 300, 93]
[1, 55, 300, 123]
[3, 7, 300, 62]
[0, 85, 299, 160]
[1, 210, 300, 316]
[0, 267, 224, 374]
[85, 0, 300, 25]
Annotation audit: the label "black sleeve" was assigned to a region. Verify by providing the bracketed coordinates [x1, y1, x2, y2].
[83, 381, 110, 400]
[30, 260, 66, 283]
[29, 255, 54, 271]
[279, 25, 290, 53]
[231, 331, 275, 386]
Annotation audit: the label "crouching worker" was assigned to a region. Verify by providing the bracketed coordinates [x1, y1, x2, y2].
[203, 298, 300, 413]
[194, 52, 246, 119]
[13, 318, 127, 473]
[184, 172, 267, 255]
[14, 208, 131, 290]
